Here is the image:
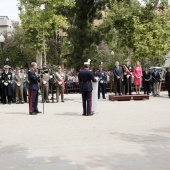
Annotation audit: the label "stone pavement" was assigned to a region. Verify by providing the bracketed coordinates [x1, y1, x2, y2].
[0, 92, 170, 170]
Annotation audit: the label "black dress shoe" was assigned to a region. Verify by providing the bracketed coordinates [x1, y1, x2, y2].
[103, 97, 106, 99]
[87, 114, 93, 116]
[35, 111, 42, 113]
[82, 114, 87, 116]
[30, 112, 37, 115]
[61, 100, 65, 102]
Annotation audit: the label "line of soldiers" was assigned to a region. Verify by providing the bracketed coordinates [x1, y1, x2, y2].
[0, 65, 27, 104]
[0, 65, 66, 104]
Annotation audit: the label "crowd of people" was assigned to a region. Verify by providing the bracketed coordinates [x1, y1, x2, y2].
[0, 59, 170, 106]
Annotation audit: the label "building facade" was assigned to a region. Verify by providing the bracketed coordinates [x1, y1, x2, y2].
[0, 16, 13, 34]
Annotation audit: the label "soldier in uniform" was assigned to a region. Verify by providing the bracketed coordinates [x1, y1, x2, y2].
[40, 67, 50, 103]
[122, 59, 133, 95]
[55, 66, 66, 102]
[14, 67, 24, 104]
[21, 67, 28, 103]
[0, 69, 3, 103]
[2, 65, 12, 104]
[78, 61, 96, 116]
[10, 67, 16, 103]
[96, 65, 107, 99]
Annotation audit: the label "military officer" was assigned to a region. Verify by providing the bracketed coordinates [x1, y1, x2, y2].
[78, 61, 97, 116]
[10, 67, 16, 103]
[14, 67, 24, 104]
[122, 59, 133, 95]
[2, 65, 12, 104]
[41, 67, 50, 103]
[55, 66, 66, 102]
[96, 64, 107, 99]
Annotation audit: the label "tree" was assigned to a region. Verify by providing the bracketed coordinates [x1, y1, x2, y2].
[19, 0, 75, 68]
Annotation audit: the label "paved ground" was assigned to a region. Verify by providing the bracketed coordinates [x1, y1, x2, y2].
[0, 92, 170, 170]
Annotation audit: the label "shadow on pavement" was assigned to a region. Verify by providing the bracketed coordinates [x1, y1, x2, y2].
[54, 112, 81, 117]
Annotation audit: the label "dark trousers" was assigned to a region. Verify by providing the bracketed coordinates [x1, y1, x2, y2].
[11, 85, 16, 102]
[29, 89, 38, 113]
[114, 79, 121, 94]
[2, 86, 11, 104]
[144, 81, 150, 95]
[124, 78, 132, 95]
[23, 87, 27, 102]
[167, 85, 170, 97]
[82, 91, 92, 115]
[98, 83, 105, 99]
[0, 86, 2, 102]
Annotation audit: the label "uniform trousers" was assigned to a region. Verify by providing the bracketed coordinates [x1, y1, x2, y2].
[2, 86, 11, 104]
[82, 91, 92, 115]
[41, 85, 49, 102]
[29, 89, 38, 113]
[124, 78, 132, 95]
[56, 85, 64, 101]
[98, 82, 105, 99]
[16, 85, 24, 102]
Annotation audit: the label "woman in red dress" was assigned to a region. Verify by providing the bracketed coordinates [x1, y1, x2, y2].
[133, 61, 143, 94]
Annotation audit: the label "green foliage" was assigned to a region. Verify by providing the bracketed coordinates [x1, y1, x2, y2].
[134, 9, 170, 62]
[1, 23, 35, 68]
[19, 0, 75, 51]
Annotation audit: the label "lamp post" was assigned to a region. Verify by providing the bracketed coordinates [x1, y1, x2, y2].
[6, 58, 9, 65]
[0, 34, 5, 68]
[40, 4, 47, 66]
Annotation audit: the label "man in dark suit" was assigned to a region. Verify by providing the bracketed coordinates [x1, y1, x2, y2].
[2, 65, 12, 104]
[152, 68, 160, 96]
[113, 61, 123, 95]
[96, 65, 107, 99]
[78, 62, 96, 116]
[165, 67, 170, 98]
[122, 59, 133, 95]
[143, 67, 151, 95]
[28, 62, 41, 115]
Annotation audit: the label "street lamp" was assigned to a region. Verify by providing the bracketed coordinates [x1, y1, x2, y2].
[40, 4, 47, 67]
[0, 34, 5, 68]
[111, 51, 114, 56]
[6, 58, 9, 65]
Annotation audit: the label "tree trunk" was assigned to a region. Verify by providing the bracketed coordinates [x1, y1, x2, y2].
[36, 50, 42, 69]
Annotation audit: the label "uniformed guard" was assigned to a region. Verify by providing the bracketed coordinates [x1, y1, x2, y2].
[96, 64, 107, 99]
[21, 67, 28, 103]
[14, 67, 24, 104]
[78, 60, 97, 116]
[41, 66, 50, 103]
[122, 59, 133, 95]
[2, 65, 12, 104]
[55, 66, 66, 102]
[10, 67, 16, 103]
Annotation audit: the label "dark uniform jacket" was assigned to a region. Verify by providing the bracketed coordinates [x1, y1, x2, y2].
[2, 71, 12, 96]
[28, 68, 39, 90]
[113, 66, 123, 81]
[96, 71, 107, 83]
[122, 64, 133, 84]
[78, 69, 96, 91]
